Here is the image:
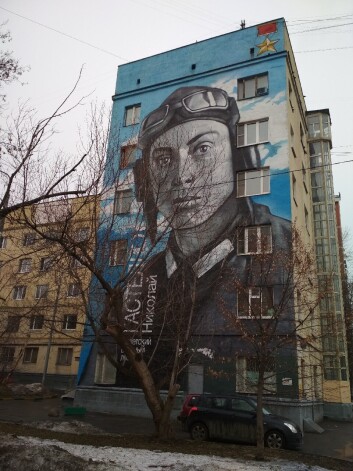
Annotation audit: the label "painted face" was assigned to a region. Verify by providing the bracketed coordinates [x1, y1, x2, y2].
[149, 120, 234, 230]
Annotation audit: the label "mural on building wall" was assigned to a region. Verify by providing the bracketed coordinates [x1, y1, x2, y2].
[114, 85, 292, 384]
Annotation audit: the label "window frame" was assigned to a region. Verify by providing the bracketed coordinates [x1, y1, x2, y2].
[109, 239, 127, 267]
[19, 258, 32, 273]
[124, 104, 141, 126]
[237, 225, 272, 255]
[6, 316, 21, 333]
[0, 346, 15, 364]
[35, 284, 49, 299]
[113, 189, 134, 215]
[56, 347, 73, 366]
[120, 145, 137, 169]
[236, 167, 270, 197]
[67, 283, 80, 297]
[0, 235, 7, 249]
[237, 286, 274, 319]
[23, 233, 36, 246]
[76, 227, 89, 242]
[238, 73, 269, 100]
[236, 357, 276, 394]
[13, 285, 26, 300]
[23, 347, 39, 364]
[29, 314, 44, 330]
[237, 119, 269, 147]
[40, 257, 52, 272]
[63, 314, 77, 330]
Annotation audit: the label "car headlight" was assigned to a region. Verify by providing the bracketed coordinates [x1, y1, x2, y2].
[284, 422, 297, 433]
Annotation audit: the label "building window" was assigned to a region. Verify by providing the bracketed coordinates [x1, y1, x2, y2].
[0, 236, 7, 249]
[94, 352, 117, 384]
[70, 257, 83, 269]
[18, 258, 32, 273]
[35, 284, 49, 299]
[237, 119, 268, 147]
[124, 104, 141, 126]
[300, 122, 306, 153]
[63, 314, 77, 330]
[340, 355, 348, 381]
[109, 240, 127, 267]
[113, 189, 134, 215]
[6, 316, 21, 333]
[120, 145, 137, 169]
[238, 73, 268, 100]
[57, 347, 73, 366]
[237, 287, 274, 318]
[237, 168, 270, 197]
[30, 315, 44, 330]
[0, 346, 15, 364]
[40, 257, 52, 271]
[304, 205, 309, 231]
[309, 142, 323, 169]
[67, 283, 80, 297]
[323, 355, 339, 380]
[237, 225, 272, 254]
[307, 115, 321, 138]
[236, 357, 276, 394]
[302, 163, 308, 192]
[23, 347, 39, 364]
[13, 285, 26, 300]
[292, 174, 297, 205]
[23, 233, 36, 246]
[288, 80, 294, 111]
[76, 227, 89, 242]
[290, 125, 296, 157]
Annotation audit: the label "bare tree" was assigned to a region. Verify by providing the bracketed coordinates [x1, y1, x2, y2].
[0, 24, 28, 107]
[9, 107, 243, 438]
[0, 68, 97, 223]
[219, 227, 323, 459]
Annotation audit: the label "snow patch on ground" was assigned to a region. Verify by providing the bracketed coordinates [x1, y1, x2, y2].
[12, 435, 332, 471]
[23, 419, 108, 435]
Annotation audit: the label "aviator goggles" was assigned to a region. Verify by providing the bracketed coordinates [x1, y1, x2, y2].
[139, 88, 230, 144]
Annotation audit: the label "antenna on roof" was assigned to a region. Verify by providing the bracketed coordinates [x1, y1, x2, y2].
[240, 20, 246, 29]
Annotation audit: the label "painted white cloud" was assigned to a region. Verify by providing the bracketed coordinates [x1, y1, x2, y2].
[211, 76, 289, 171]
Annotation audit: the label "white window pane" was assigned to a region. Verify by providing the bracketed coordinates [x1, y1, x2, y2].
[237, 124, 245, 146]
[259, 120, 268, 142]
[238, 81, 244, 99]
[262, 168, 270, 193]
[247, 169, 261, 195]
[247, 227, 258, 253]
[246, 123, 256, 144]
[237, 172, 245, 196]
[257, 74, 268, 90]
[244, 78, 255, 98]
[125, 108, 134, 126]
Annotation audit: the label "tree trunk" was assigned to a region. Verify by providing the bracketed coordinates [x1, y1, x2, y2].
[105, 324, 177, 439]
[255, 368, 265, 460]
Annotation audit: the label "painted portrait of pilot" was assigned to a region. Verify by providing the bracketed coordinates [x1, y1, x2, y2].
[135, 86, 290, 275]
[119, 86, 291, 383]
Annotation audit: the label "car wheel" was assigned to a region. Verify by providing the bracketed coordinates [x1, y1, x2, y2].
[265, 430, 285, 449]
[190, 422, 209, 441]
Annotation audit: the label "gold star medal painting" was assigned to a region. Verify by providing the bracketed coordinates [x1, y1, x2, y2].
[256, 21, 279, 55]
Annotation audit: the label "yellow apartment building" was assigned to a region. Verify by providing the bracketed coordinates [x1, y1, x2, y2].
[0, 196, 97, 390]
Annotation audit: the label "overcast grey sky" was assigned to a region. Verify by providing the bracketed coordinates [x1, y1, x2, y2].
[1, 0, 352, 270]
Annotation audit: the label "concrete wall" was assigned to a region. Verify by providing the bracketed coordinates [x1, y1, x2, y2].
[74, 386, 185, 419]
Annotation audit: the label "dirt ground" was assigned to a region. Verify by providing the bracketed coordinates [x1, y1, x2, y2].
[0, 421, 352, 471]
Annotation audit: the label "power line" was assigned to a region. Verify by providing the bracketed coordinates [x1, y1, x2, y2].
[295, 46, 353, 53]
[289, 21, 353, 34]
[0, 6, 129, 62]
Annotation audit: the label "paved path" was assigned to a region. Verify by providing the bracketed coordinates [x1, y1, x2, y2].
[0, 397, 352, 461]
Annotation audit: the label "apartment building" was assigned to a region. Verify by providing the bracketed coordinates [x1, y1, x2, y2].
[75, 18, 351, 424]
[0, 197, 96, 390]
